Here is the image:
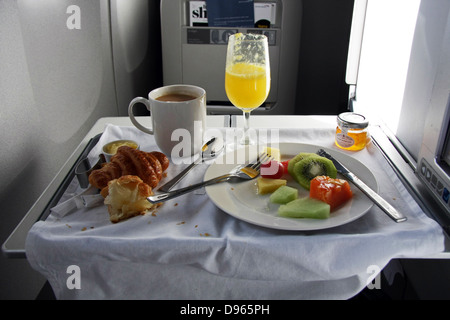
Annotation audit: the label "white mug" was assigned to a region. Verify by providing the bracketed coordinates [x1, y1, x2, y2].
[128, 85, 206, 157]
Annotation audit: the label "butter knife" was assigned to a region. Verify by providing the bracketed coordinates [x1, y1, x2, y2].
[317, 149, 407, 223]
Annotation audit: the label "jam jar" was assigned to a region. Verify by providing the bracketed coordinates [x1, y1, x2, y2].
[335, 112, 369, 151]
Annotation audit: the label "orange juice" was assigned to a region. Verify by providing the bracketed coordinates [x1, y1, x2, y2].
[225, 62, 269, 111]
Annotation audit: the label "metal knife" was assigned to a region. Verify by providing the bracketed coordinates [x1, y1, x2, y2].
[317, 149, 407, 223]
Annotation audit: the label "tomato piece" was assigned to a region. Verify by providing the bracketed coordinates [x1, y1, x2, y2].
[281, 160, 290, 172]
[309, 176, 353, 211]
[261, 160, 285, 179]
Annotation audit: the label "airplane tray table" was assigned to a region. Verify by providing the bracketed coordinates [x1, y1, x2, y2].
[21, 116, 447, 299]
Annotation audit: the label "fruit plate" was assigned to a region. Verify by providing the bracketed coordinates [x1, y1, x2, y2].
[204, 143, 378, 231]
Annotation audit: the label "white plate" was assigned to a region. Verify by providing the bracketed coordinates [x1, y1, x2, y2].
[204, 143, 377, 231]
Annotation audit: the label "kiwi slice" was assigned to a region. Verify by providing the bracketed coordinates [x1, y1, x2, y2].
[287, 153, 316, 179]
[292, 155, 337, 190]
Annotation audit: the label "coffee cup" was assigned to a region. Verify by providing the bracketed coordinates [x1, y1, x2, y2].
[128, 85, 206, 157]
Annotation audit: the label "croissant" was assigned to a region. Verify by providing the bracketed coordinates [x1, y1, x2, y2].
[88, 146, 169, 190]
[101, 175, 157, 223]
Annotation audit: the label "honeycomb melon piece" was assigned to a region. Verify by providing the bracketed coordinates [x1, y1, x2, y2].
[278, 197, 330, 219]
[263, 146, 281, 162]
[269, 185, 298, 204]
[256, 177, 286, 194]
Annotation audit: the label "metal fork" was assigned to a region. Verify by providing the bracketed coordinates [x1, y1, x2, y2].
[147, 152, 272, 204]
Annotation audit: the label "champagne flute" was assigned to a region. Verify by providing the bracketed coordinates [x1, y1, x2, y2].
[225, 33, 270, 145]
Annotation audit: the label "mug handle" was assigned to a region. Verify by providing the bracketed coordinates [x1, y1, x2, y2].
[128, 97, 153, 135]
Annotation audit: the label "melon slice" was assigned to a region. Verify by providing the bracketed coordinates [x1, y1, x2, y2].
[256, 177, 286, 194]
[278, 197, 330, 219]
[270, 185, 298, 204]
[263, 146, 281, 162]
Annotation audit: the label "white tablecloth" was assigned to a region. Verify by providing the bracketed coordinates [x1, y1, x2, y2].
[25, 123, 445, 299]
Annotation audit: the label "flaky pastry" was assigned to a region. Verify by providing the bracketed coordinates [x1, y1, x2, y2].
[101, 175, 157, 223]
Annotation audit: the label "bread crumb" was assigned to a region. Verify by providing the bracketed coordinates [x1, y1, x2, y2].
[200, 233, 211, 237]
